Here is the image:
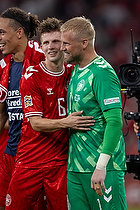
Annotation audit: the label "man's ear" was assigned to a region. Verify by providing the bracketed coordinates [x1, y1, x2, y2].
[16, 27, 24, 39]
[82, 39, 88, 49]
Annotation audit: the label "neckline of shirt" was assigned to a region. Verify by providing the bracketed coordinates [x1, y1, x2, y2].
[40, 61, 65, 76]
[78, 55, 101, 71]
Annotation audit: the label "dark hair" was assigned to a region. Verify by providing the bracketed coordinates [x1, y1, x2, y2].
[1, 7, 39, 38]
[39, 17, 63, 36]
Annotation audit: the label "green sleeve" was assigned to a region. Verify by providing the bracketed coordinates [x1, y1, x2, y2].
[101, 108, 123, 156]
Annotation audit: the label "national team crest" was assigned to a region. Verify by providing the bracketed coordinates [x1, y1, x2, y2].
[24, 95, 33, 108]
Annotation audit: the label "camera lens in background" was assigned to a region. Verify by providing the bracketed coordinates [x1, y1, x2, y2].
[124, 67, 139, 83]
[119, 63, 140, 87]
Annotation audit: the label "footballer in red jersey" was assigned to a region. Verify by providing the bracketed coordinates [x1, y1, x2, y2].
[5, 17, 94, 210]
[6, 63, 74, 210]
[17, 61, 73, 167]
[0, 7, 46, 210]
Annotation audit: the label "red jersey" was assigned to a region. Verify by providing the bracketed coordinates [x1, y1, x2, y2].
[16, 62, 73, 168]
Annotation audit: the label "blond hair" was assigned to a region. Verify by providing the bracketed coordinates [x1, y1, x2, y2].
[61, 16, 95, 42]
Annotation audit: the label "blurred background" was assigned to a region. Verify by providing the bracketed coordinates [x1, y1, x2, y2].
[0, 0, 140, 209]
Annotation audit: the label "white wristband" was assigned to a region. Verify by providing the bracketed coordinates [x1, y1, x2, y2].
[96, 153, 111, 170]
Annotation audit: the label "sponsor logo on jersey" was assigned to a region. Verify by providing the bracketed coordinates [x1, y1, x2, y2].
[24, 95, 33, 108]
[6, 89, 23, 121]
[6, 90, 22, 110]
[47, 88, 54, 95]
[8, 112, 23, 121]
[104, 97, 120, 105]
[5, 194, 12, 206]
[77, 80, 85, 91]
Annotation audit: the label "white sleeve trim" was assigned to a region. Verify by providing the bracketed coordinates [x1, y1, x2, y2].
[25, 111, 43, 118]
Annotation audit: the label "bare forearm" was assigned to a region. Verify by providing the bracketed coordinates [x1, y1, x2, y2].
[29, 116, 68, 132]
[29, 111, 95, 132]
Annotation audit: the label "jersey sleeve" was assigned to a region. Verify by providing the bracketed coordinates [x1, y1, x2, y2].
[20, 69, 43, 118]
[101, 108, 123, 155]
[93, 66, 122, 112]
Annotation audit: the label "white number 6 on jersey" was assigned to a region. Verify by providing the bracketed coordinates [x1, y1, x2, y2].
[58, 98, 66, 116]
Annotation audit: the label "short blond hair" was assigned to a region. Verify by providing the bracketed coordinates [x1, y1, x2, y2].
[60, 16, 95, 42]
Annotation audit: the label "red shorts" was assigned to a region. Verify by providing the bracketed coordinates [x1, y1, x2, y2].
[34, 189, 48, 210]
[0, 153, 16, 207]
[0, 154, 47, 209]
[5, 163, 68, 210]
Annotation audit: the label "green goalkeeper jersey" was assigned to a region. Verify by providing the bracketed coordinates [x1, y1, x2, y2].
[67, 55, 126, 172]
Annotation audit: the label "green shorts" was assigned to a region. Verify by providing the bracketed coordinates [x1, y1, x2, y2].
[67, 170, 127, 210]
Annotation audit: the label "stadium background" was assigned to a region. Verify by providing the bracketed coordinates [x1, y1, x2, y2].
[0, 0, 140, 209]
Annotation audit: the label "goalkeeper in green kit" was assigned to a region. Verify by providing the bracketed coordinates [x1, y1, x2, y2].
[61, 16, 127, 210]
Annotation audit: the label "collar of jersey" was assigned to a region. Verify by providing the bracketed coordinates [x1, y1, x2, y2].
[78, 55, 101, 71]
[40, 61, 65, 76]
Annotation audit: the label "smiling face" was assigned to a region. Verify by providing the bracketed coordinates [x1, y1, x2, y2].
[40, 31, 63, 64]
[0, 18, 20, 55]
[61, 30, 83, 64]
